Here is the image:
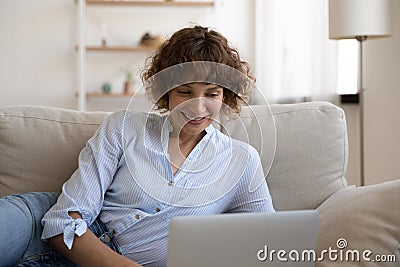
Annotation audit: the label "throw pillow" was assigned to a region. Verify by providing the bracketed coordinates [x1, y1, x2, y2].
[316, 179, 400, 267]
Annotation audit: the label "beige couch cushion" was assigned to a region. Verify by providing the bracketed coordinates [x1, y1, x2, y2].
[0, 106, 108, 197]
[1, 102, 348, 209]
[222, 102, 348, 210]
[316, 179, 400, 267]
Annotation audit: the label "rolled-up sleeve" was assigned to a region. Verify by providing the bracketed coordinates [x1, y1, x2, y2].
[41, 111, 124, 249]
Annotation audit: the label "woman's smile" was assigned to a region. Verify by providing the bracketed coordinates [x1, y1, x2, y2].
[181, 112, 210, 125]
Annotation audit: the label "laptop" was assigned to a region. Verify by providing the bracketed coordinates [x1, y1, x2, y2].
[167, 210, 318, 267]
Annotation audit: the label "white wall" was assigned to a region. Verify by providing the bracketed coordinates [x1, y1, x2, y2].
[0, 1, 77, 109]
[0, 0, 255, 111]
[363, 0, 400, 185]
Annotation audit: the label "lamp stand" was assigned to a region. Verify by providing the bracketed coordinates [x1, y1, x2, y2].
[356, 35, 367, 186]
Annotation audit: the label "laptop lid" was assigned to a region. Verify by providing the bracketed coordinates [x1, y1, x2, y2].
[167, 210, 318, 267]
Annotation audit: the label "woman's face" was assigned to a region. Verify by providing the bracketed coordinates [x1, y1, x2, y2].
[168, 82, 223, 138]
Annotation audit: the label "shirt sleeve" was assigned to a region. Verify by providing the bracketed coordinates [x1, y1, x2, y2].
[225, 145, 275, 214]
[41, 111, 124, 249]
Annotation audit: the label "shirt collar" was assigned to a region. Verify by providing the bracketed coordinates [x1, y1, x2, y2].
[159, 117, 216, 152]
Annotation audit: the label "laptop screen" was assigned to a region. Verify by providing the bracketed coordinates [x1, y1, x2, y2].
[167, 210, 318, 267]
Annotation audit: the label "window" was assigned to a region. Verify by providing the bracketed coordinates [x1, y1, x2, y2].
[336, 39, 358, 95]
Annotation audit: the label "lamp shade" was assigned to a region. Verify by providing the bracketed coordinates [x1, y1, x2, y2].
[329, 0, 392, 39]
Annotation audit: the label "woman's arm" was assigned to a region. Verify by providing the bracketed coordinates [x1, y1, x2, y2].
[48, 212, 141, 267]
[225, 145, 275, 213]
[41, 111, 137, 265]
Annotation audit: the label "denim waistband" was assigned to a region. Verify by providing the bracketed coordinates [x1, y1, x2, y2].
[89, 218, 122, 255]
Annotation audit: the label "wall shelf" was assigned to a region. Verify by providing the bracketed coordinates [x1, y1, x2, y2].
[86, 92, 145, 98]
[86, 45, 157, 52]
[77, 0, 214, 110]
[86, 1, 214, 7]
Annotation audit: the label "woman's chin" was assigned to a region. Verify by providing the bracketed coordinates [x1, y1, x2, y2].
[181, 118, 212, 137]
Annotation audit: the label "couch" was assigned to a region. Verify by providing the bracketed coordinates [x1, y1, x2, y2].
[0, 102, 399, 266]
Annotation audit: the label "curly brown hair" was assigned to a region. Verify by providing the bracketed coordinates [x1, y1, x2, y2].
[141, 25, 255, 114]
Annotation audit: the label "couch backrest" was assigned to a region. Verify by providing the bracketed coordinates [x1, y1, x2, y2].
[0, 105, 108, 196]
[222, 101, 348, 210]
[0, 102, 348, 210]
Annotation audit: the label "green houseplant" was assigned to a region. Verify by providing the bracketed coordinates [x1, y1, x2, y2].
[124, 70, 135, 94]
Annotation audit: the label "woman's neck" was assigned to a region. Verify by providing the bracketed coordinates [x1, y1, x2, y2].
[168, 131, 206, 175]
[170, 130, 206, 153]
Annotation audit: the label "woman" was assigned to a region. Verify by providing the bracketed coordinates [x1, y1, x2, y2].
[0, 25, 274, 267]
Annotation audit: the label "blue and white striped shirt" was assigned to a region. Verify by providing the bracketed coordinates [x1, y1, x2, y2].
[41, 110, 274, 266]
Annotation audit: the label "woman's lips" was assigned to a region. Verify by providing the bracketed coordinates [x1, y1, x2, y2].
[182, 112, 208, 125]
[187, 117, 207, 125]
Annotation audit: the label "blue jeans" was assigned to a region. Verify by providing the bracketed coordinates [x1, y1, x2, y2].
[0, 192, 121, 267]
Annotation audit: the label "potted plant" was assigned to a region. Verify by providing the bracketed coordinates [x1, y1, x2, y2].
[124, 70, 135, 94]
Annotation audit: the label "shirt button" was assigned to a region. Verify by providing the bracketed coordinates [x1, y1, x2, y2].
[135, 214, 140, 219]
[168, 181, 173, 186]
[156, 208, 161, 212]
[103, 234, 111, 243]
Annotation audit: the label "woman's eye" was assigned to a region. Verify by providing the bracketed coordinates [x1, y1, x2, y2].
[207, 93, 220, 98]
[177, 91, 190, 95]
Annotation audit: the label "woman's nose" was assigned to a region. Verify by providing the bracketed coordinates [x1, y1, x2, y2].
[188, 97, 207, 115]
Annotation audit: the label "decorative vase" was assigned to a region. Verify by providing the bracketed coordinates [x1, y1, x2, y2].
[124, 81, 135, 94]
[102, 83, 112, 94]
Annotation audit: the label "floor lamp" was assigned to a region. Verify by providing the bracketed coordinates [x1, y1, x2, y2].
[328, 0, 392, 186]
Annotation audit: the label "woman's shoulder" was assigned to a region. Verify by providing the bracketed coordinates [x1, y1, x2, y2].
[214, 128, 260, 160]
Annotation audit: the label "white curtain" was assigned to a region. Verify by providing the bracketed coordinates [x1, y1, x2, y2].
[254, 0, 339, 104]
